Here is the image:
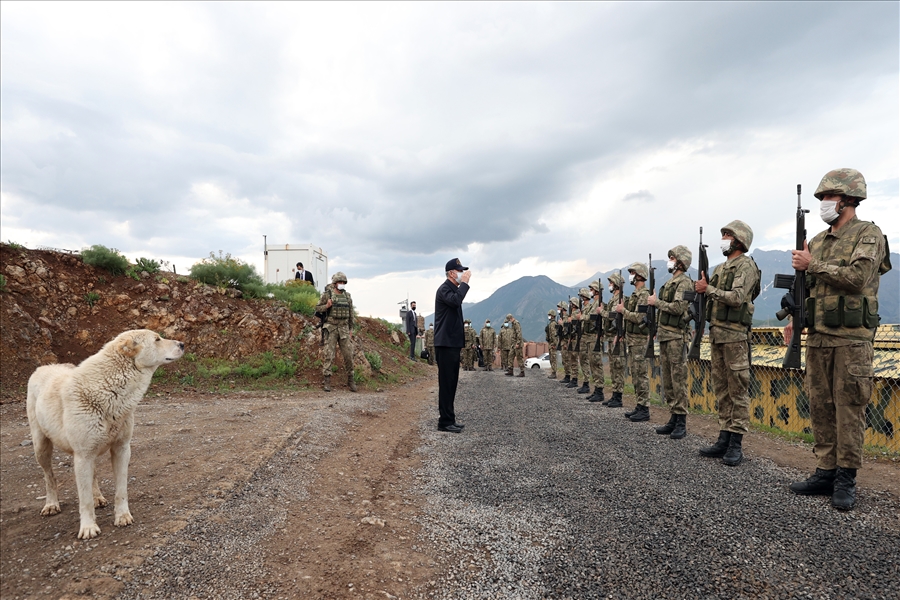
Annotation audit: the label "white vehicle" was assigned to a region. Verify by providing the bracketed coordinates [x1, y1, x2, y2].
[525, 352, 552, 370]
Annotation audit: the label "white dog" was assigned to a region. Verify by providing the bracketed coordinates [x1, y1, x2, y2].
[26, 329, 184, 539]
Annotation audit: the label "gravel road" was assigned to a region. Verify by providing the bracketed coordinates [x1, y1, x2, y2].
[413, 370, 900, 599]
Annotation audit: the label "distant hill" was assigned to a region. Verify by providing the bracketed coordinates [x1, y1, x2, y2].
[425, 251, 898, 342]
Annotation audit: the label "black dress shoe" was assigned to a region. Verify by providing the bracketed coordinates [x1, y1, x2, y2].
[438, 424, 463, 433]
[453, 423, 465, 429]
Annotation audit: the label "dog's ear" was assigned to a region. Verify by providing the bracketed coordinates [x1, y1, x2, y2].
[117, 334, 141, 359]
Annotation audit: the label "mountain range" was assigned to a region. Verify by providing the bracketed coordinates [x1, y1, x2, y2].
[425, 250, 899, 342]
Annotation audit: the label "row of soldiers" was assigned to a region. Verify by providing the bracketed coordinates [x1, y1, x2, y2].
[424, 315, 528, 376]
[540, 168, 889, 512]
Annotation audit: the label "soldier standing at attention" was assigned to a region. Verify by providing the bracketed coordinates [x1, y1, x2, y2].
[565, 298, 582, 389]
[499, 319, 511, 372]
[506, 314, 526, 377]
[575, 287, 595, 395]
[315, 272, 356, 393]
[425, 323, 435, 366]
[463, 320, 477, 371]
[788, 169, 888, 510]
[557, 302, 571, 384]
[649, 246, 694, 439]
[479, 320, 496, 371]
[615, 262, 651, 421]
[696, 221, 760, 466]
[586, 281, 607, 403]
[603, 273, 627, 408]
[545, 309, 559, 379]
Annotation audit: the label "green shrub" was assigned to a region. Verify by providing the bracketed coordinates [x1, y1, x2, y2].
[364, 351, 382, 371]
[135, 257, 161, 274]
[5, 240, 25, 250]
[0, 274, 6, 292]
[189, 251, 263, 290]
[82, 245, 130, 275]
[84, 291, 100, 307]
[243, 281, 320, 316]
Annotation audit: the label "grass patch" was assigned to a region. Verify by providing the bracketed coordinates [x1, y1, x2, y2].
[189, 251, 263, 291]
[243, 280, 320, 316]
[82, 245, 130, 275]
[84, 291, 100, 307]
[365, 351, 382, 371]
[0, 274, 6, 292]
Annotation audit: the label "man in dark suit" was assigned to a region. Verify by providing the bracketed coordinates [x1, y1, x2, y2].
[433, 258, 471, 433]
[405, 301, 419, 360]
[294, 262, 315, 287]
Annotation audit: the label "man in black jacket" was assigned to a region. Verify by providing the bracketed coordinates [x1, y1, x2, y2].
[433, 258, 471, 433]
[294, 262, 315, 287]
[405, 301, 419, 360]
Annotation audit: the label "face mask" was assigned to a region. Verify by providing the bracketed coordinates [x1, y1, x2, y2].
[504, 323, 510, 328]
[720, 239, 733, 255]
[485, 323, 491, 327]
[454, 271, 463, 283]
[667, 259, 676, 273]
[336, 283, 346, 290]
[429, 326, 433, 330]
[820, 200, 841, 225]
[464, 323, 468, 328]
[608, 284, 615, 293]
[629, 274, 637, 285]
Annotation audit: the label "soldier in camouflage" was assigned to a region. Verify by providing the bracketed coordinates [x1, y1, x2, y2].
[571, 288, 594, 394]
[479, 319, 496, 371]
[425, 323, 435, 366]
[603, 273, 627, 408]
[506, 314, 526, 377]
[649, 246, 694, 439]
[696, 220, 760, 466]
[585, 281, 607, 402]
[557, 302, 571, 384]
[315, 272, 357, 393]
[499, 318, 511, 371]
[462, 320, 477, 371]
[565, 297, 582, 389]
[616, 262, 652, 421]
[545, 309, 559, 379]
[787, 168, 889, 510]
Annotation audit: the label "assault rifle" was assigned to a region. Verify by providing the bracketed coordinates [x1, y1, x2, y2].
[555, 310, 564, 351]
[314, 284, 332, 347]
[774, 184, 808, 370]
[592, 288, 604, 352]
[612, 270, 626, 356]
[574, 295, 584, 352]
[644, 254, 657, 358]
[682, 227, 709, 359]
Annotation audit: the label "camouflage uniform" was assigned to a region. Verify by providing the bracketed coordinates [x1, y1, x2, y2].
[479, 323, 496, 371]
[565, 298, 582, 387]
[424, 326, 435, 366]
[575, 288, 595, 394]
[622, 262, 651, 418]
[315, 272, 356, 392]
[463, 321, 477, 371]
[499, 322, 511, 371]
[545, 310, 559, 378]
[506, 314, 525, 376]
[556, 303, 571, 383]
[603, 274, 627, 406]
[789, 169, 889, 511]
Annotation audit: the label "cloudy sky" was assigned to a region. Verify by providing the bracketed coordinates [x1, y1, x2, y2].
[2, 2, 897, 321]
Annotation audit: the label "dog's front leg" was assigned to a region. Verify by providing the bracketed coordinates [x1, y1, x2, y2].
[32, 432, 61, 516]
[73, 454, 100, 539]
[110, 442, 133, 527]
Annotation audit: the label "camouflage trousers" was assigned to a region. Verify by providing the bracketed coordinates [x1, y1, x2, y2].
[500, 347, 510, 370]
[426, 345, 434, 366]
[566, 345, 577, 379]
[322, 323, 354, 377]
[659, 338, 689, 415]
[710, 339, 750, 435]
[627, 342, 650, 406]
[482, 346, 495, 370]
[590, 348, 604, 389]
[583, 336, 604, 388]
[807, 342, 873, 470]
[608, 344, 626, 393]
[506, 345, 524, 370]
[548, 348, 558, 377]
[462, 348, 475, 369]
[576, 340, 592, 384]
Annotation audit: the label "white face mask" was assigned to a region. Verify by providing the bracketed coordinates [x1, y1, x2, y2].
[667, 259, 676, 273]
[336, 283, 346, 290]
[720, 239, 733, 255]
[486, 323, 491, 327]
[608, 284, 615, 293]
[629, 274, 637, 285]
[464, 323, 468, 328]
[454, 271, 463, 283]
[820, 199, 841, 225]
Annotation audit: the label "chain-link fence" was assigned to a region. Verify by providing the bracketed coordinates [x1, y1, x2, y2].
[643, 325, 900, 454]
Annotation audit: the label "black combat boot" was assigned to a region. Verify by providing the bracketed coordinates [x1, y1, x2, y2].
[577, 382, 591, 394]
[348, 373, 358, 392]
[605, 392, 623, 408]
[566, 378, 579, 388]
[588, 388, 606, 403]
[669, 414, 687, 440]
[624, 403, 639, 418]
[722, 433, 743, 466]
[323, 375, 332, 392]
[506, 367, 514, 376]
[560, 375, 571, 384]
[655, 413, 677, 435]
[831, 468, 858, 511]
[628, 404, 650, 422]
[789, 468, 837, 496]
[699, 431, 731, 458]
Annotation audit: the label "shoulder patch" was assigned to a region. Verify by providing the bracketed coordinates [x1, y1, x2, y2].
[862, 236, 876, 244]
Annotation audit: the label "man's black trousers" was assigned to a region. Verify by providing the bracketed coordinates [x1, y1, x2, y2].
[434, 346, 461, 428]
[408, 333, 417, 359]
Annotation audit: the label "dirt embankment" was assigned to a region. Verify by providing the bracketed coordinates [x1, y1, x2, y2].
[0, 244, 421, 401]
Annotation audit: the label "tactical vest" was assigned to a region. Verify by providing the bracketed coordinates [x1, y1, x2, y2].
[604, 296, 620, 334]
[625, 293, 649, 335]
[583, 299, 599, 335]
[658, 280, 689, 330]
[330, 291, 352, 320]
[706, 261, 757, 327]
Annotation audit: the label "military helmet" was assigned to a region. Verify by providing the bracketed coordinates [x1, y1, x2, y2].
[668, 245, 692, 270]
[627, 261, 649, 280]
[589, 280, 601, 292]
[331, 271, 348, 284]
[608, 272, 624, 288]
[548, 309, 556, 317]
[557, 301, 568, 311]
[814, 168, 867, 201]
[721, 220, 753, 251]
[579, 287, 591, 298]
[506, 313, 514, 321]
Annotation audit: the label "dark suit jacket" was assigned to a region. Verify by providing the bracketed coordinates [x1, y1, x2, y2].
[405, 309, 418, 337]
[433, 279, 469, 348]
[295, 270, 315, 286]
